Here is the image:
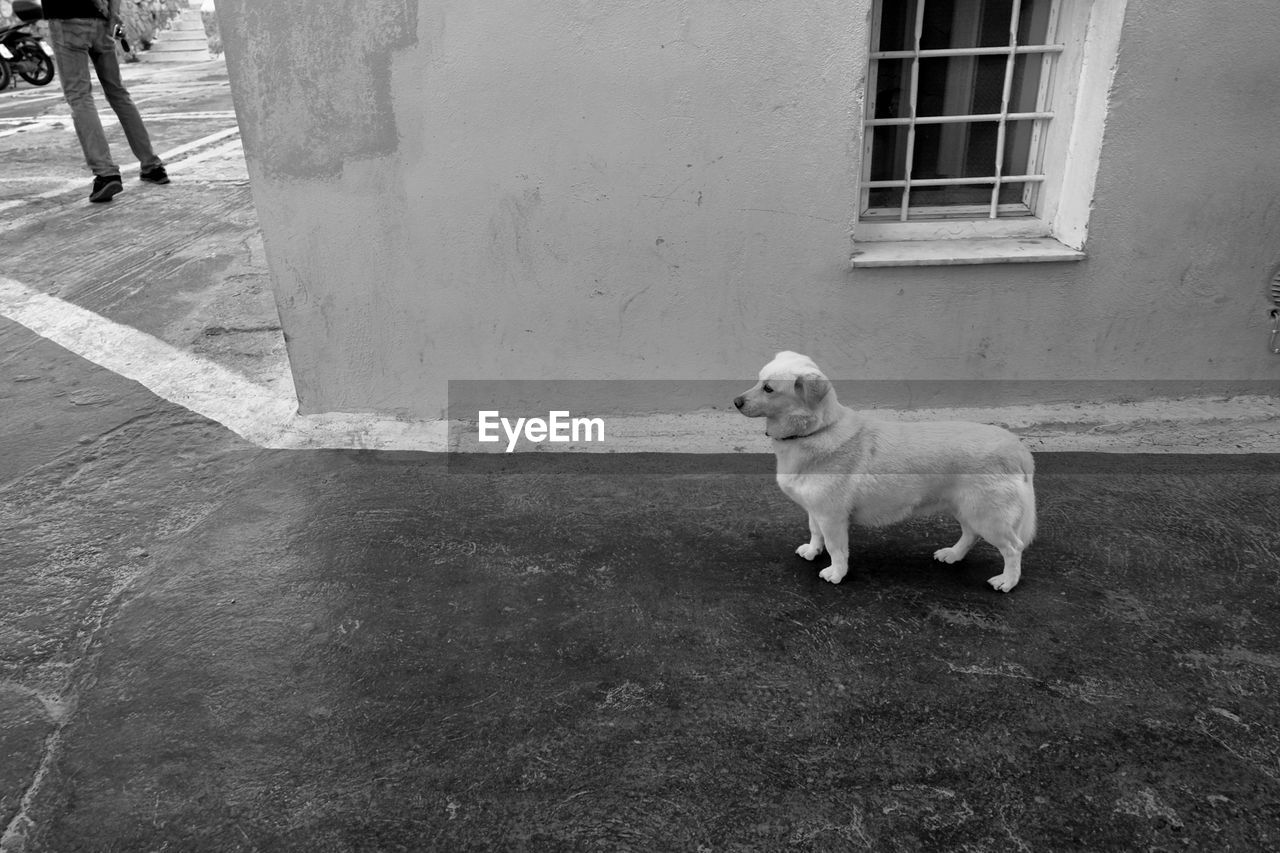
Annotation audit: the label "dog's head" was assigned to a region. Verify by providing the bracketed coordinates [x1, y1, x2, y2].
[733, 351, 834, 439]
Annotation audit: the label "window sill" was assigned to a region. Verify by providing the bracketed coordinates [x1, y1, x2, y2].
[849, 237, 1085, 268]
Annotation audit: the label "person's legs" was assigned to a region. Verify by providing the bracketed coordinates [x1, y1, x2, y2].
[48, 19, 118, 178]
[87, 23, 163, 171]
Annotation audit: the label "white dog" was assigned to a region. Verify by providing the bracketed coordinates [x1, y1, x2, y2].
[734, 351, 1036, 592]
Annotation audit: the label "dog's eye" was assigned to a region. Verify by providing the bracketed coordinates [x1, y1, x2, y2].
[763, 384, 774, 393]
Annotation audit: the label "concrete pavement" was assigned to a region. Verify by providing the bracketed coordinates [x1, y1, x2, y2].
[2, 55, 1280, 851]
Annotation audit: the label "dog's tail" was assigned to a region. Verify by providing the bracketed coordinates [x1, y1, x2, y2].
[1016, 448, 1037, 547]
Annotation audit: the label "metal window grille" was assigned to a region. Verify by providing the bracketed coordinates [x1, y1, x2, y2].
[861, 0, 1065, 222]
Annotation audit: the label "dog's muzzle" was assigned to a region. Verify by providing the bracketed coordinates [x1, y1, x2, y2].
[733, 395, 745, 409]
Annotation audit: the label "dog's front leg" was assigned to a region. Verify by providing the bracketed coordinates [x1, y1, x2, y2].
[796, 513, 825, 561]
[814, 512, 850, 584]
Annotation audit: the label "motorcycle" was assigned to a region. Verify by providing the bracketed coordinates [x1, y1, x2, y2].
[0, 1, 55, 91]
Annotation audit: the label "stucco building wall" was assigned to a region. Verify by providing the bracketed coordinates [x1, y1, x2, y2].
[219, 0, 1280, 418]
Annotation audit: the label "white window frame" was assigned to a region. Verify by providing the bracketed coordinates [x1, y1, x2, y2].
[851, 0, 1128, 266]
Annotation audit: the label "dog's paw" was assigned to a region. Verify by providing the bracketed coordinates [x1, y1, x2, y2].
[987, 574, 1018, 593]
[819, 565, 847, 584]
[933, 547, 965, 564]
[796, 543, 824, 561]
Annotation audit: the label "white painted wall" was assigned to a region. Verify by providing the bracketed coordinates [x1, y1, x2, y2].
[219, 0, 1280, 417]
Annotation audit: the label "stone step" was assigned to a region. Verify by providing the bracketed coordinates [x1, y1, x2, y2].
[150, 33, 209, 46]
[149, 42, 209, 54]
[145, 8, 211, 62]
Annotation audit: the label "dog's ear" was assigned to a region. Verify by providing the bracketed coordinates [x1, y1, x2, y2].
[794, 372, 830, 408]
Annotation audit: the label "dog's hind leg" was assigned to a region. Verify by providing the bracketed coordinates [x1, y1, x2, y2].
[796, 513, 825, 561]
[933, 519, 977, 564]
[985, 534, 1024, 593]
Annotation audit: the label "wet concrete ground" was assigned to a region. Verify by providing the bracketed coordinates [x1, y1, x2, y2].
[3, 315, 1280, 850]
[3, 55, 1280, 853]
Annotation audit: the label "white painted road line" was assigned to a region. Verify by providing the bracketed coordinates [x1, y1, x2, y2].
[0, 275, 450, 451]
[0, 126, 241, 217]
[144, 111, 240, 121]
[0, 92, 66, 110]
[0, 113, 237, 137]
[163, 137, 243, 171]
[0, 122, 52, 139]
[156, 124, 242, 161]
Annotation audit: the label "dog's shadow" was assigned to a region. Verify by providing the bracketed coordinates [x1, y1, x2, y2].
[777, 517, 1009, 593]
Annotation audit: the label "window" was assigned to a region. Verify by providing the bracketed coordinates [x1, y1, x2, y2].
[852, 0, 1127, 265]
[864, 0, 1060, 222]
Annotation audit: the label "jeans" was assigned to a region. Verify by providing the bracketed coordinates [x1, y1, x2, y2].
[48, 18, 163, 177]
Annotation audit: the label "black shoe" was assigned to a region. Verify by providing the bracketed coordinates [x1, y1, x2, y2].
[140, 165, 170, 185]
[89, 174, 123, 203]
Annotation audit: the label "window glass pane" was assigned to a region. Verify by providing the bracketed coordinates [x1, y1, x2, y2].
[998, 181, 1029, 206]
[911, 120, 1001, 182]
[871, 59, 911, 119]
[877, 0, 919, 52]
[908, 183, 994, 209]
[1017, 0, 1054, 45]
[1009, 53, 1044, 114]
[868, 124, 907, 183]
[916, 55, 1008, 116]
[867, 185, 904, 211]
[1001, 118, 1039, 176]
[920, 0, 1016, 51]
